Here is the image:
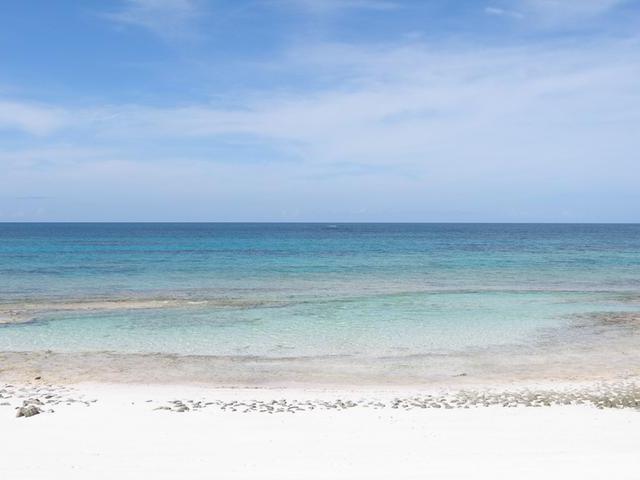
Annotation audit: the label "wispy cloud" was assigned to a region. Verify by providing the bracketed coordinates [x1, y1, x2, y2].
[523, 0, 629, 17]
[103, 0, 201, 39]
[119, 40, 638, 174]
[277, 0, 398, 13]
[484, 6, 525, 19]
[486, 0, 632, 25]
[0, 101, 69, 136]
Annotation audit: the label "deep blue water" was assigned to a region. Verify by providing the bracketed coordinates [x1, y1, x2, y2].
[1, 223, 639, 356]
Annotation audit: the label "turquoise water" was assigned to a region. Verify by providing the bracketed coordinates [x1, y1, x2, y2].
[1, 223, 639, 357]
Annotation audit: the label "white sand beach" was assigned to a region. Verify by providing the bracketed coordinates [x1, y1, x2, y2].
[1, 382, 639, 480]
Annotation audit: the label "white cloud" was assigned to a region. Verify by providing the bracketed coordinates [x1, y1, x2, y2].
[278, 0, 398, 13]
[0, 101, 69, 136]
[104, 0, 201, 39]
[488, 0, 632, 25]
[484, 6, 525, 19]
[92, 40, 637, 159]
[523, 0, 628, 16]
[0, 146, 114, 169]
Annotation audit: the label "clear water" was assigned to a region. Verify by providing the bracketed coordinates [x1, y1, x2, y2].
[1, 223, 639, 357]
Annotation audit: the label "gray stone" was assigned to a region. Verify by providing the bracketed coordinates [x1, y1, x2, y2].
[16, 405, 41, 418]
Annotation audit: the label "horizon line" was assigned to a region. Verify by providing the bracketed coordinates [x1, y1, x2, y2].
[2, 221, 640, 225]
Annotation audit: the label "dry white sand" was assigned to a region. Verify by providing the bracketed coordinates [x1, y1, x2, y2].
[1, 383, 639, 480]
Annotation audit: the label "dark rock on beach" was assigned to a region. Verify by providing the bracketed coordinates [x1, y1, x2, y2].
[16, 405, 42, 418]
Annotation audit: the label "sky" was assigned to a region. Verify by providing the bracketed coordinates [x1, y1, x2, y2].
[1, 0, 639, 222]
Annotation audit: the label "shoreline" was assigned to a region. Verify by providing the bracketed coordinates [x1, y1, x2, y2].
[2, 306, 638, 385]
[2, 341, 638, 387]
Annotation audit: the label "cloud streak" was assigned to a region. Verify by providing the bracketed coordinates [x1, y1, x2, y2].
[0, 101, 70, 136]
[486, 0, 633, 25]
[278, 0, 398, 13]
[484, 6, 525, 19]
[103, 0, 201, 39]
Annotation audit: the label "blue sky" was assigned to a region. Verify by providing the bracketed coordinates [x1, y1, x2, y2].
[1, 0, 639, 221]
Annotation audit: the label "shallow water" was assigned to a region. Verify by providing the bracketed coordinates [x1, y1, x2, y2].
[1, 223, 639, 358]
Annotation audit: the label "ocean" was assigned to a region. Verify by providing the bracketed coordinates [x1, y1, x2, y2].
[1, 223, 640, 359]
